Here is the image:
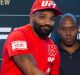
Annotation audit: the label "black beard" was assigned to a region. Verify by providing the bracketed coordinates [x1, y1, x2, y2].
[33, 21, 54, 39]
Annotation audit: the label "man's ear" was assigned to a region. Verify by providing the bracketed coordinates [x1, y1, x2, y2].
[30, 14, 35, 23]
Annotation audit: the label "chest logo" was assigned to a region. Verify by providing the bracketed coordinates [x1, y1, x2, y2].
[48, 45, 57, 57]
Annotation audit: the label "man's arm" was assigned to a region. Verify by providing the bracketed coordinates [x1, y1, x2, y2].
[13, 54, 46, 75]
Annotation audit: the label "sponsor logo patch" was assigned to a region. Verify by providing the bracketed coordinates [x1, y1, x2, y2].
[41, 1, 56, 8]
[11, 40, 27, 51]
[48, 45, 56, 57]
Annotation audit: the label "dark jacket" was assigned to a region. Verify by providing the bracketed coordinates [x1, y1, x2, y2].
[58, 40, 80, 75]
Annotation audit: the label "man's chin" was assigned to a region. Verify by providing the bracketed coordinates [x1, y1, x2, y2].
[64, 41, 74, 47]
[40, 33, 50, 38]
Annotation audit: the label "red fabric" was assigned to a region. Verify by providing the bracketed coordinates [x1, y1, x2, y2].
[31, 0, 62, 16]
[1, 25, 60, 75]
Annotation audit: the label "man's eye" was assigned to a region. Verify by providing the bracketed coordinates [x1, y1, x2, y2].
[39, 16, 45, 19]
[60, 28, 66, 31]
[70, 27, 77, 30]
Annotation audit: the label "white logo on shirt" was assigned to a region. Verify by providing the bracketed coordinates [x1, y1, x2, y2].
[41, 1, 56, 8]
[48, 57, 55, 62]
[11, 40, 27, 51]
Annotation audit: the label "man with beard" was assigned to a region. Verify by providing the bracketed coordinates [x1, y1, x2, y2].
[58, 13, 80, 75]
[1, 0, 62, 75]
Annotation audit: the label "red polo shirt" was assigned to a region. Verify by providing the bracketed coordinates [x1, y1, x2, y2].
[1, 25, 60, 75]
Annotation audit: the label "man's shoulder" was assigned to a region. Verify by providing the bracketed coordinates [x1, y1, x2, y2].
[14, 24, 31, 32]
[10, 24, 31, 35]
[6, 24, 32, 40]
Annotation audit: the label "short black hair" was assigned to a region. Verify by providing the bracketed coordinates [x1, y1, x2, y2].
[59, 13, 78, 27]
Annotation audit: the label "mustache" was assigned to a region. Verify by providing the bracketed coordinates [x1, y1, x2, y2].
[40, 25, 53, 28]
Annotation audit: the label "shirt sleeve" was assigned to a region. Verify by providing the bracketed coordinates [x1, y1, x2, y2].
[50, 46, 60, 75]
[5, 30, 32, 57]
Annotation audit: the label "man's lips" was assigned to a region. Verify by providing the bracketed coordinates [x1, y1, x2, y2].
[41, 26, 51, 30]
[66, 38, 73, 42]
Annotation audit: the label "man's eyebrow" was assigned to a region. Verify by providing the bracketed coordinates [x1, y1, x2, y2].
[39, 14, 55, 17]
[60, 25, 77, 28]
[39, 14, 46, 16]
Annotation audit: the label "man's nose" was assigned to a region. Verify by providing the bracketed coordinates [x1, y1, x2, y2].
[45, 18, 51, 25]
[66, 30, 71, 36]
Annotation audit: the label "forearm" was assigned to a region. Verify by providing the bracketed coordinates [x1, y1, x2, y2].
[13, 54, 46, 75]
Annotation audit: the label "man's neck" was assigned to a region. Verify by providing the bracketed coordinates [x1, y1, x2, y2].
[60, 41, 79, 54]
